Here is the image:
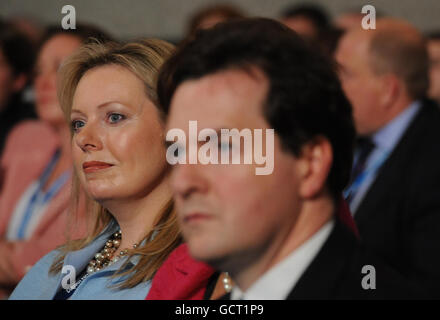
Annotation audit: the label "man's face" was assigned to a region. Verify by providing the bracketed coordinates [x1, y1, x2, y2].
[166, 69, 303, 272]
[335, 31, 386, 136]
[428, 39, 440, 103]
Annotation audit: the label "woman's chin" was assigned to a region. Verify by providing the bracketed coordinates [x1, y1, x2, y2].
[86, 188, 117, 204]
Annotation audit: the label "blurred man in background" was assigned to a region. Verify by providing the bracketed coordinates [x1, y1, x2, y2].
[336, 18, 440, 298]
[427, 32, 440, 105]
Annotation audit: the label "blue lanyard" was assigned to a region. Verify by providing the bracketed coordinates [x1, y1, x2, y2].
[16, 150, 71, 239]
[344, 149, 390, 201]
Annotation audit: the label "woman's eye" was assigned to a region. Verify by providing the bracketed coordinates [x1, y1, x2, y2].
[108, 113, 125, 124]
[71, 120, 85, 132]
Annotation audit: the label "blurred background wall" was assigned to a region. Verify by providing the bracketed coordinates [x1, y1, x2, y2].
[1, 0, 439, 42]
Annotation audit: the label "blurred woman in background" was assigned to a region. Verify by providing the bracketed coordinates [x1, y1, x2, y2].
[0, 24, 110, 298]
[0, 22, 36, 154]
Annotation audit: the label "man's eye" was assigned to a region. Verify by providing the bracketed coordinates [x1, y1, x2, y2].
[108, 113, 125, 123]
[219, 142, 232, 151]
[176, 145, 186, 159]
[71, 120, 85, 132]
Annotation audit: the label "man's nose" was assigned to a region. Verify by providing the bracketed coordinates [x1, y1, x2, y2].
[170, 163, 208, 200]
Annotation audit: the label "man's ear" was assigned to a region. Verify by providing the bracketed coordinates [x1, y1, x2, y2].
[379, 73, 400, 109]
[296, 137, 333, 199]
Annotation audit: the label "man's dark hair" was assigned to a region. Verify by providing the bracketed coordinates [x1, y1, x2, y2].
[158, 18, 355, 199]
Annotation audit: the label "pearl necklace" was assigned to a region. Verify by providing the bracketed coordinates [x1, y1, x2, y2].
[86, 230, 138, 274]
[222, 272, 233, 293]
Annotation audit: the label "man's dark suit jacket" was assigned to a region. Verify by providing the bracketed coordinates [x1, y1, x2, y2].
[353, 99, 440, 298]
[209, 218, 421, 300]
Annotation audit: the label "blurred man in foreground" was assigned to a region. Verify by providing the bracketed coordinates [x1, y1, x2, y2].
[159, 18, 419, 299]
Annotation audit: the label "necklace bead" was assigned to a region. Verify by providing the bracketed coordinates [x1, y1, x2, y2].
[223, 272, 233, 293]
[87, 230, 122, 274]
[86, 230, 140, 274]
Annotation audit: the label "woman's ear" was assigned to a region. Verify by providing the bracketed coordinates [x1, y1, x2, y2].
[296, 137, 333, 199]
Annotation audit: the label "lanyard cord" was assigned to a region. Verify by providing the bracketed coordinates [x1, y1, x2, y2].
[16, 149, 71, 239]
[344, 149, 390, 202]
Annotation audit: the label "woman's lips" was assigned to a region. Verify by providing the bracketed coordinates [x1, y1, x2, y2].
[82, 161, 114, 173]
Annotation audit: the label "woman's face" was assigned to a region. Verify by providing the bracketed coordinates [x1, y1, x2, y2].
[70, 65, 168, 204]
[34, 34, 81, 126]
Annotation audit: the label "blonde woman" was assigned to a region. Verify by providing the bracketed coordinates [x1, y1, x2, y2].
[10, 39, 181, 299]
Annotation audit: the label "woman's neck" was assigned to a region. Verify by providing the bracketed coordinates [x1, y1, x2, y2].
[104, 174, 173, 252]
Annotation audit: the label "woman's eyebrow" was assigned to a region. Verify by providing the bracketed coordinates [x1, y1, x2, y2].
[71, 101, 122, 116]
[70, 109, 86, 117]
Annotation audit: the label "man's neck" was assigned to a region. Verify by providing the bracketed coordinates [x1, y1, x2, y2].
[374, 96, 414, 136]
[231, 195, 335, 292]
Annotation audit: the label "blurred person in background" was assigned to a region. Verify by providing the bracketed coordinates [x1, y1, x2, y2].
[279, 3, 342, 56]
[8, 15, 44, 48]
[280, 3, 331, 42]
[335, 7, 385, 31]
[0, 22, 37, 154]
[186, 3, 245, 39]
[427, 32, 440, 105]
[335, 18, 440, 298]
[0, 24, 110, 298]
[335, 10, 364, 31]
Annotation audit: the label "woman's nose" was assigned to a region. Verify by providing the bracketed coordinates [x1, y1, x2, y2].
[75, 123, 103, 152]
[35, 71, 56, 93]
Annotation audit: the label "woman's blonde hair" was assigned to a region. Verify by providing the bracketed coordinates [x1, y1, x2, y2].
[51, 39, 181, 289]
